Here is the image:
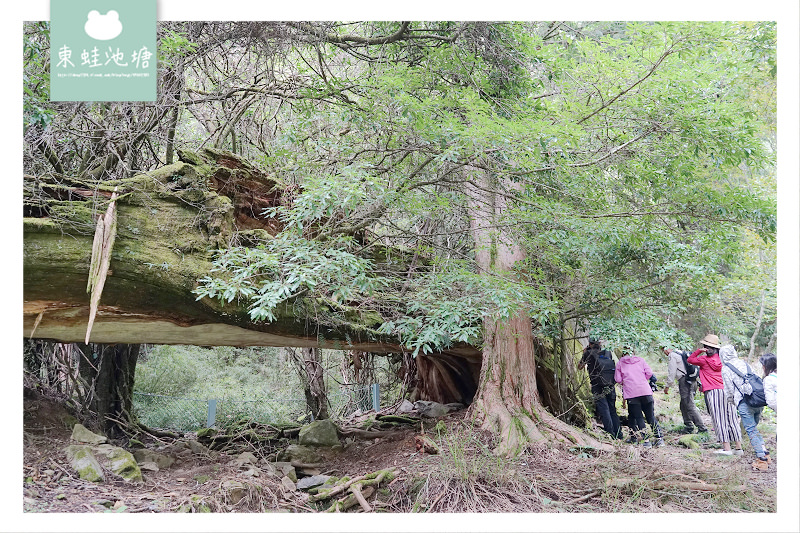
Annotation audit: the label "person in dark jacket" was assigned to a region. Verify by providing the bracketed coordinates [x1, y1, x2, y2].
[580, 338, 622, 439]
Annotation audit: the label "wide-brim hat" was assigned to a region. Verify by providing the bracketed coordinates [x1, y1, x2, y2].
[700, 333, 721, 349]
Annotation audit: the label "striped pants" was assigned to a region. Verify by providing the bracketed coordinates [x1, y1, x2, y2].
[704, 388, 742, 444]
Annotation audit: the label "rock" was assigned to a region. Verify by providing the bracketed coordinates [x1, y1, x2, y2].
[220, 480, 246, 505]
[297, 466, 321, 477]
[139, 462, 159, 472]
[281, 445, 323, 465]
[297, 475, 332, 491]
[93, 444, 143, 483]
[242, 468, 261, 477]
[187, 440, 209, 455]
[397, 399, 415, 413]
[233, 452, 258, 468]
[71, 424, 107, 445]
[414, 400, 450, 418]
[65, 445, 104, 482]
[280, 475, 297, 492]
[272, 461, 298, 483]
[260, 462, 278, 477]
[298, 419, 340, 447]
[133, 449, 175, 470]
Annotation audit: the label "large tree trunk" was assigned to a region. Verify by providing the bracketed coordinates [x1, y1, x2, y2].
[287, 347, 330, 420]
[466, 171, 601, 455]
[301, 347, 329, 420]
[76, 343, 140, 438]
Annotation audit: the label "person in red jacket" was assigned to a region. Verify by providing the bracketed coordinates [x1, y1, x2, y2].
[687, 334, 743, 455]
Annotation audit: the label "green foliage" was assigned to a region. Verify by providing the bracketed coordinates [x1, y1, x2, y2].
[135, 345, 293, 398]
[158, 29, 197, 66]
[196, 234, 385, 322]
[134, 345, 207, 396]
[191, 21, 775, 359]
[23, 22, 54, 132]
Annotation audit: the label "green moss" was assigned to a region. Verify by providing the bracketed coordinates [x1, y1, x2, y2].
[177, 149, 207, 167]
[678, 435, 701, 449]
[194, 474, 211, 484]
[106, 448, 143, 482]
[196, 428, 218, 439]
[67, 446, 104, 483]
[22, 217, 62, 233]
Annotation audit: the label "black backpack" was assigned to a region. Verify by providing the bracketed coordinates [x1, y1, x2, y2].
[591, 349, 617, 388]
[677, 350, 700, 383]
[724, 362, 767, 408]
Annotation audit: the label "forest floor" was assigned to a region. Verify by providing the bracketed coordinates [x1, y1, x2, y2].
[22, 392, 777, 516]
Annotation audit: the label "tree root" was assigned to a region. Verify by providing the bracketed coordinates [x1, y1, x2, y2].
[311, 468, 397, 512]
[337, 427, 407, 440]
[469, 390, 610, 457]
[375, 414, 419, 425]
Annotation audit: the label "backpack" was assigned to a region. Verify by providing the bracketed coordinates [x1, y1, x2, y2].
[724, 362, 767, 408]
[591, 349, 617, 388]
[677, 350, 699, 383]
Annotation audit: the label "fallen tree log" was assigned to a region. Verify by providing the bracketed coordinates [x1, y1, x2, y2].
[23, 149, 483, 409]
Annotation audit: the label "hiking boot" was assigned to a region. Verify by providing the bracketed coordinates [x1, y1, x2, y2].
[763, 451, 772, 464]
[713, 450, 733, 456]
[655, 438, 665, 447]
[752, 457, 769, 471]
[641, 440, 652, 449]
[678, 426, 694, 434]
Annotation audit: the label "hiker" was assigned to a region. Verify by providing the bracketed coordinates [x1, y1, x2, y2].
[580, 338, 622, 439]
[720, 344, 770, 471]
[686, 334, 743, 456]
[759, 352, 777, 413]
[662, 346, 708, 434]
[614, 346, 663, 447]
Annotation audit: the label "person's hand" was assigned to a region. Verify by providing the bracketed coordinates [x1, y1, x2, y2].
[698, 347, 708, 355]
[663, 387, 670, 394]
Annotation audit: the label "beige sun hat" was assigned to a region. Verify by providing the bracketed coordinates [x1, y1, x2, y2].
[700, 333, 721, 349]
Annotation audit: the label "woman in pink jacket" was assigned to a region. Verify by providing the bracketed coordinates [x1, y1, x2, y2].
[615, 346, 664, 448]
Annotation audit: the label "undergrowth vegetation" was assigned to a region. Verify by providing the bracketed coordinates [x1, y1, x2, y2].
[394, 418, 776, 513]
